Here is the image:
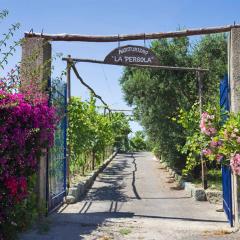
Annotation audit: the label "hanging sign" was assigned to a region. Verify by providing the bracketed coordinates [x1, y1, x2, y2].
[104, 45, 159, 66]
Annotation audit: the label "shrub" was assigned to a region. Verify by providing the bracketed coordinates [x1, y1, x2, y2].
[0, 88, 57, 240]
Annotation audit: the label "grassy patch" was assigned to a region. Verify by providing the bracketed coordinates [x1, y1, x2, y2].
[203, 229, 232, 236]
[192, 169, 222, 190]
[119, 228, 132, 236]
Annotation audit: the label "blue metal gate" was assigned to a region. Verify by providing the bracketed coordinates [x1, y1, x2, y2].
[220, 74, 233, 226]
[222, 165, 233, 226]
[47, 77, 67, 212]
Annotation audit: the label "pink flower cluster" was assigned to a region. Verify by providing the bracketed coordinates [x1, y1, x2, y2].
[216, 154, 224, 162]
[230, 154, 240, 175]
[200, 112, 224, 163]
[4, 176, 28, 203]
[210, 140, 222, 148]
[202, 148, 212, 156]
[200, 112, 217, 136]
[202, 147, 224, 163]
[0, 88, 57, 236]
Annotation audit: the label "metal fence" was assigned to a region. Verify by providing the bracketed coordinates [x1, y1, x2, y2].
[47, 77, 67, 212]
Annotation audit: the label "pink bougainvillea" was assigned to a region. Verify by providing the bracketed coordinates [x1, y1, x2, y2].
[210, 139, 222, 148]
[0, 80, 57, 239]
[230, 154, 240, 175]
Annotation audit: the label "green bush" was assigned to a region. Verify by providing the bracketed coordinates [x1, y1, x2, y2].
[129, 131, 148, 151]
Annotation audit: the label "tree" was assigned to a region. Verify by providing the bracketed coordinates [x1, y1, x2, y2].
[120, 34, 227, 171]
[130, 131, 148, 151]
[110, 112, 131, 151]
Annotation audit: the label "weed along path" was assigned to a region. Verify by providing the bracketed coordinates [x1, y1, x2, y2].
[21, 152, 238, 240]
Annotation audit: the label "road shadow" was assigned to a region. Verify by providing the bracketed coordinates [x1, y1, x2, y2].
[84, 156, 130, 202]
[26, 211, 225, 240]
[21, 212, 135, 240]
[131, 153, 141, 199]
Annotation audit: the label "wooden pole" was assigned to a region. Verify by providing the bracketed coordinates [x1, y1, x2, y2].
[66, 55, 71, 189]
[25, 24, 240, 42]
[92, 150, 95, 171]
[62, 57, 209, 72]
[67, 55, 71, 103]
[198, 70, 208, 190]
[110, 109, 133, 112]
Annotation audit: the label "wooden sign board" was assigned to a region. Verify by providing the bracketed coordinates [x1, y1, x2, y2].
[104, 45, 159, 66]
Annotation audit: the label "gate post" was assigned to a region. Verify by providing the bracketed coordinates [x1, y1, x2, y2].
[21, 37, 52, 210]
[229, 27, 240, 229]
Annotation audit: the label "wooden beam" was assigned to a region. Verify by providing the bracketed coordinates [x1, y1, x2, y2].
[66, 54, 71, 190]
[111, 109, 133, 112]
[70, 63, 111, 111]
[63, 57, 209, 72]
[96, 107, 132, 112]
[25, 25, 239, 42]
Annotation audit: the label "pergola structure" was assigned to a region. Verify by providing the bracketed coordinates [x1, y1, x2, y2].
[22, 24, 240, 228]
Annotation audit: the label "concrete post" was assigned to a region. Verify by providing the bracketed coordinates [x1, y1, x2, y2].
[21, 38, 52, 210]
[229, 27, 240, 229]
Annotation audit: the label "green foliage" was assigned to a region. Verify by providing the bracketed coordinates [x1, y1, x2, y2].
[177, 101, 221, 177]
[14, 174, 38, 232]
[120, 34, 227, 171]
[130, 131, 148, 151]
[192, 34, 227, 103]
[110, 112, 131, 151]
[176, 103, 202, 176]
[192, 169, 222, 190]
[1, 173, 39, 240]
[0, 9, 20, 69]
[68, 95, 131, 177]
[217, 112, 240, 162]
[179, 106, 240, 177]
[0, 9, 8, 20]
[183, 110, 240, 176]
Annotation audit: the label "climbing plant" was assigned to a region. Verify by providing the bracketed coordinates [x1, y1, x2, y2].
[68, 95, 131, 179]
[176, 100, 221, 177]
[0, 9, 20, 70]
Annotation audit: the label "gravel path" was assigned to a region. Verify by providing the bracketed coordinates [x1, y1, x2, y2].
[21, 152, 240, 239]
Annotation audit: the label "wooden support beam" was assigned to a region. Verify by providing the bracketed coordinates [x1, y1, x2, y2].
[62, 57, 209, 72]
[70, 62, 111, 111]
[110, 109, 133, 112]
[66, 55, 71, 190]
[197, 70, 208, 190]
[25, 25, 239, 42]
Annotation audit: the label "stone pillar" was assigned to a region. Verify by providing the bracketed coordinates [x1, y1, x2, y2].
[21, 38, 51, 91]
[230, 28, 240, 112]
[229, 27, 240, 229]
[21, 37, 52, 210]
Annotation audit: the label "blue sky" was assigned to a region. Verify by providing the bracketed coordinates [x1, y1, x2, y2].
[1, 0, 240, 132]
